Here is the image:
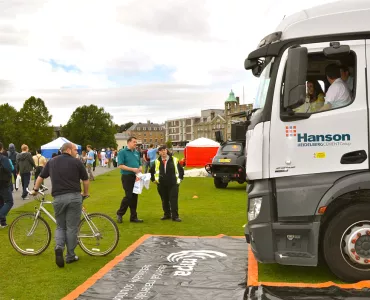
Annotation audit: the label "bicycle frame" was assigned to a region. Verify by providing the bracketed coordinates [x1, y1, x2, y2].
[79, 208, 102, 239]
[25, 199, 54, 237]
[35, 201, 56, 223]
[28, 194, 100, 239]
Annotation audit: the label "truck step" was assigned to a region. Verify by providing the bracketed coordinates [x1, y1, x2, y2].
[272, 223, 313, 232]
[278, 251, 313, 258]
[275, 251, 317, 266]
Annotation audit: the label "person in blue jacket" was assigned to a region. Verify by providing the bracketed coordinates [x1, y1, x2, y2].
[0, 142, 14, 228]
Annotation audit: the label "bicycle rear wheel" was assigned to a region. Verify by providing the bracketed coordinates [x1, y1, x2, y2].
[78, 213, 119, 256]
[9, 213, 51, 255]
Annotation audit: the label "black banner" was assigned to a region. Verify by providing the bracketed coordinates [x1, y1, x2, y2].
[73, 235, 370, 300]
[77, 236, 248, 300]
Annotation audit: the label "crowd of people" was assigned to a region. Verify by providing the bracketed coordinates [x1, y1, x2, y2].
[0, 143, 118, 227]
[77, 147, 119, 170]
[0, 143, 50, 228]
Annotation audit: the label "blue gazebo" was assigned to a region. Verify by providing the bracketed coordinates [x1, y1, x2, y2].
[41, 137, 82, 158]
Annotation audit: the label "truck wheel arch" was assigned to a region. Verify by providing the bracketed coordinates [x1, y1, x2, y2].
[317, 171, 370, 226]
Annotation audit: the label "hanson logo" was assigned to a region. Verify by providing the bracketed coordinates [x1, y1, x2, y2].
[285, 126, 297, 137]
[167, 250, 227, 276]
[285, 125, 351, 147]
[297, 133, 351, 143]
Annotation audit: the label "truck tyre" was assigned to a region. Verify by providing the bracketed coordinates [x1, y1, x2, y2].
[323, 202, 370, 282]
[214, 178, 228, 189]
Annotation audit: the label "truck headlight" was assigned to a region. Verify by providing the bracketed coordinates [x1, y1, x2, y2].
[248, 197, 262, 221]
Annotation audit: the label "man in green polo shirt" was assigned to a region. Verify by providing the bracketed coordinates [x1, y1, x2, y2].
[116, 136, 143, 223]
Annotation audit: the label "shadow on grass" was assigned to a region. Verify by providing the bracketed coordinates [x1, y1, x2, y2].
[258, 261, 342, 284]
[225, 184, 247, 190]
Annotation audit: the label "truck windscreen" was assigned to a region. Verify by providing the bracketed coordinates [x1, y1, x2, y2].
[253, 60, 272, 110]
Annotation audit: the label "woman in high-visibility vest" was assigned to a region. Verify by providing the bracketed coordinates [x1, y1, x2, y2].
[150, 145, 184, 222]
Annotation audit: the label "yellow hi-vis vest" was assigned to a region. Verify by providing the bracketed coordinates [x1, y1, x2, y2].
[155, 157, 180, 184]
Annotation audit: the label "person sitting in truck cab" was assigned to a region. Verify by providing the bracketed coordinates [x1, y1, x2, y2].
[320, 64, 352, 111]
[294, 80, 325, 113]
[340, 64, 354, 95]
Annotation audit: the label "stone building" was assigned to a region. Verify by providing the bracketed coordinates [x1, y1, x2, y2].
[126, 121, 165, 148]
[114, 132, 130, 150]
[165, 116, 201, 147]
[224, 90, 253, 139]
[193, 90, 253, 141]
[193, 109, 226, 140]
[165, 90, 253, 144]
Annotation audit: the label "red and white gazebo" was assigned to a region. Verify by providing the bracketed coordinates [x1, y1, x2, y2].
[185, 138, 220, 167]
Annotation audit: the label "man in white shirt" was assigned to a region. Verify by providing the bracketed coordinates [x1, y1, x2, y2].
[320, 64, 352, 111]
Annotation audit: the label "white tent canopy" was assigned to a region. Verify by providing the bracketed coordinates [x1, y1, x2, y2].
[41, 137, 81, 149]
[41, 137, 81, 158]
[186, 137, 220, 147]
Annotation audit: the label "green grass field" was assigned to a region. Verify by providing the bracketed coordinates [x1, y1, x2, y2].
[0, 169, 337, 299]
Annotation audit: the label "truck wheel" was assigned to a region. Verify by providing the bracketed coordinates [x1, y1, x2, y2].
[323, 202, 370, 282]
[214, 178, 228, 189]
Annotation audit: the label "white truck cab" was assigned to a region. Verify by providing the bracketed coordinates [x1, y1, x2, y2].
[244, 0, 370, 282]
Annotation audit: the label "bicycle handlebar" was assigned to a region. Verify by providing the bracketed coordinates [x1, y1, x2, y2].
[27, 186, 90, 201]
[27, 184, 48, 196]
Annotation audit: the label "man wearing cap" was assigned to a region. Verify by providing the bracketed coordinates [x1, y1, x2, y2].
[150, 145, 184, 222]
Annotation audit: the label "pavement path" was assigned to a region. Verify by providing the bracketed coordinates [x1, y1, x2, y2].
[12, 166, 116, 209]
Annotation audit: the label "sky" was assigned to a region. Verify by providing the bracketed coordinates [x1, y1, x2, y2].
[0, 0, 338, 126]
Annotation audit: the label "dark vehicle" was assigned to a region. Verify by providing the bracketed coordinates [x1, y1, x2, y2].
[205, 112, 252, 188]
[205, 141, 246, 188]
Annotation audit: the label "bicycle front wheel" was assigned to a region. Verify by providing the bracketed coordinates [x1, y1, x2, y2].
[9, 213, 51, 255]
[78, 213, 119, 256]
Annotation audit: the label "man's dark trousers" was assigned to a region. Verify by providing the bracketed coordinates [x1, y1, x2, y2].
[0, 186, 13, 224]
[157, 184, 179, 219]
[21, 172, 31, 198]
[117, 174, 138, 220]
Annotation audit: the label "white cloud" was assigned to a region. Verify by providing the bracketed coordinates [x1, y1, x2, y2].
[0, 0, 339, 126]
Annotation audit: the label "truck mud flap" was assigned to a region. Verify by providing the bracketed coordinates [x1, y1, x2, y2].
[246, 247, 370, 299]
[245, 285, 370, 299]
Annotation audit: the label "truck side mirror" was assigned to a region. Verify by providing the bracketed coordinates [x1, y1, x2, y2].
[245, 59, 263, 77]
[283, 47, 308, 109]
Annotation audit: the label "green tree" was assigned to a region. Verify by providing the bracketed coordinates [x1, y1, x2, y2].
[0, 103, 20, 149]
[62, 105, 117, 149]
[166, 139, 173, 149]
[119, 122, 133, 132]
[114, 122, 133, 133]
[18, 96, 53, 151]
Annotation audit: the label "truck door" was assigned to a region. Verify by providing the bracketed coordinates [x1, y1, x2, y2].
[270, 40, 368, 179]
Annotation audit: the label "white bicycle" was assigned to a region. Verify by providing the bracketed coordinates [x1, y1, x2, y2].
[8, 186, 119, 256]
